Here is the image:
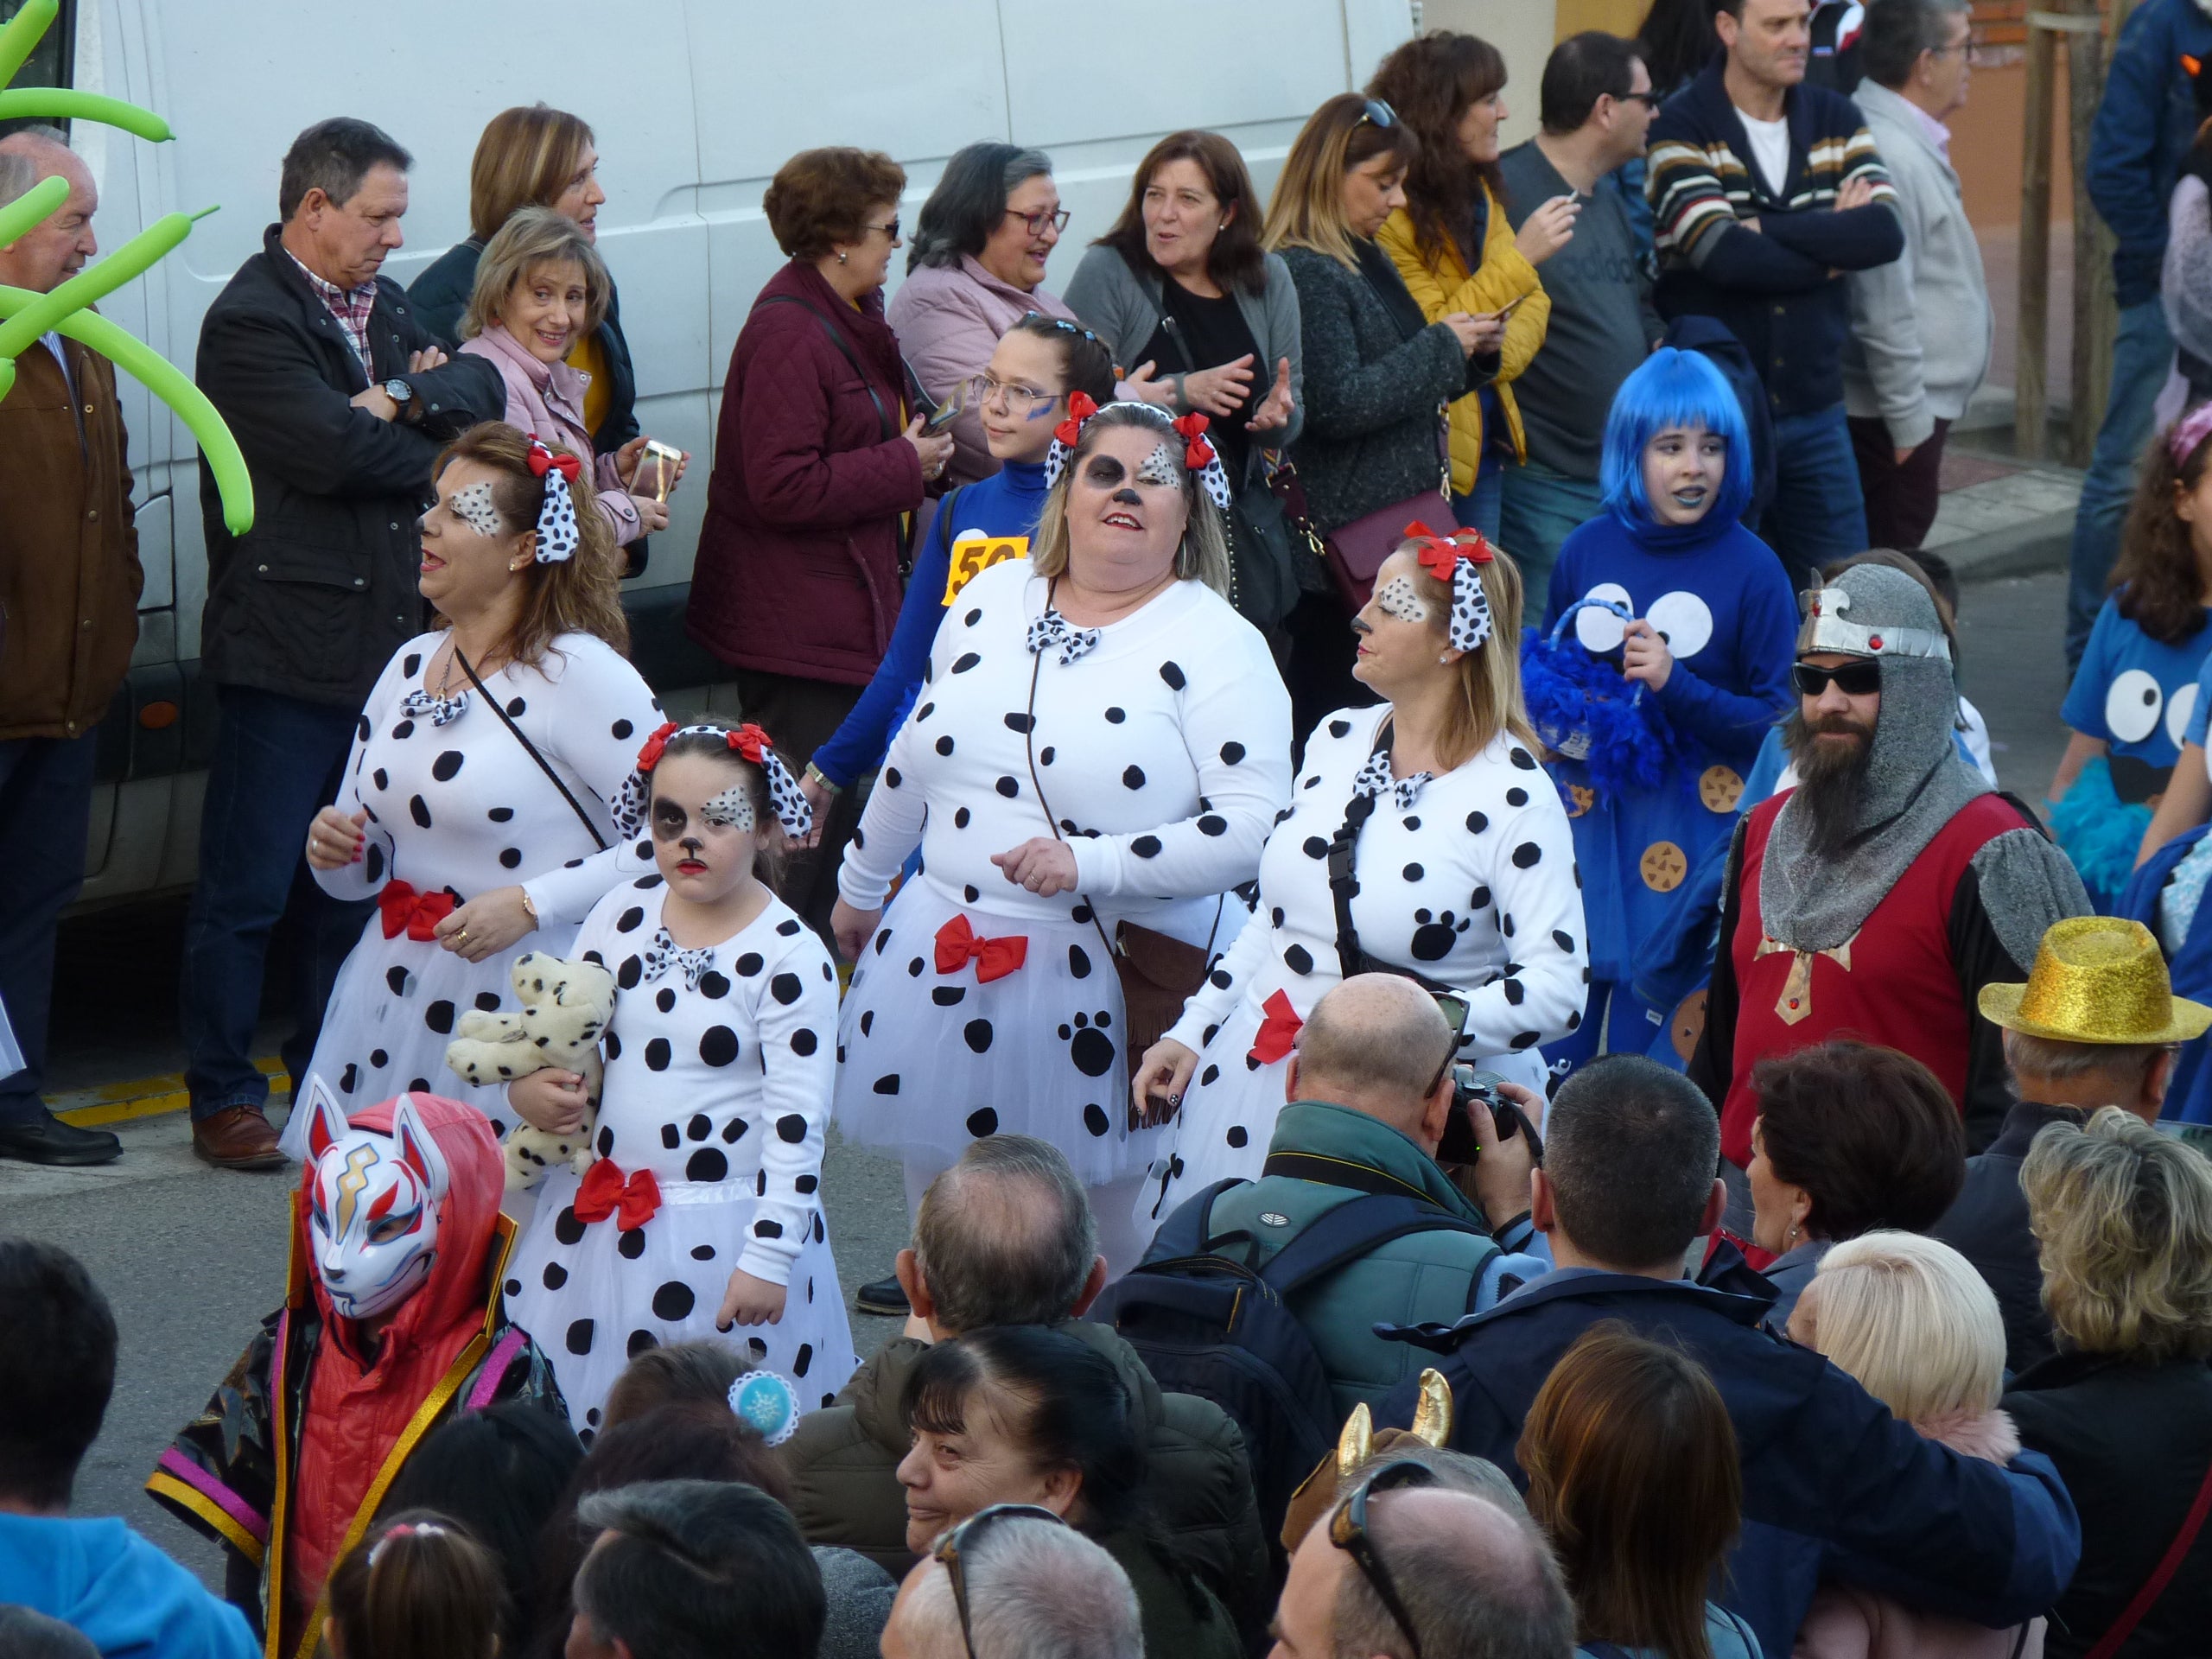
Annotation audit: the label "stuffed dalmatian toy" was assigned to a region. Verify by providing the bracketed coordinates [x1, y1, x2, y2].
[443, 950, 615, 1192]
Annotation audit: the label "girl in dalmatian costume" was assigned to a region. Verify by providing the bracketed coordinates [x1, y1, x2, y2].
[505, 721, 855, 1437]
[291, 427, 662, 1158]
[1535, 349, 1796, 1077]
[830, 399, 1292, 1274]
[1137, 525, 1587, 1226]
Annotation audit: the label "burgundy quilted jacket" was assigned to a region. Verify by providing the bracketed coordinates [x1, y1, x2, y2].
[687, 259, 924, 683]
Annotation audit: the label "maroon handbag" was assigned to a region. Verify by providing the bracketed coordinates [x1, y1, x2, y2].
[1287, 404, 1452, 613]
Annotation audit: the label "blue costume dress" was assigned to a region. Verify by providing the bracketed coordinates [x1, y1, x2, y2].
[808, 458, 1051, 789]
[2053, 592, 2212, 908]
[1537, 509, 1797, 1075]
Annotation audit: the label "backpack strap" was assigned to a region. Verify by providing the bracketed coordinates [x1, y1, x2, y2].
[1255, 1193, 1494, 1299]
[1139, 1178, 1251, 1268]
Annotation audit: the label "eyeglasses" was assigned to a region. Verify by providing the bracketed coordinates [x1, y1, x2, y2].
[1617, 90, 1659, 108]
[1790, 659, 1883, 697]
[863, 217, 902, 242]
[1358, 96, 1399, 129]
[932, 1503, 1068, 1659]
[1006, 206, 1072, 237]
[1330, 1459, 1440, 1659]
[961, 371, 1058, 415]
[1424, 995, 1472, 1095]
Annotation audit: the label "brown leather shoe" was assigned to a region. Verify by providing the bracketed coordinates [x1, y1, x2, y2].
[192, 1104, 289, 1170]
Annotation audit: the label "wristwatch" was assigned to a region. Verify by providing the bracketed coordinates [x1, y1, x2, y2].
[383, 378, 414, 408]
[804, 761, 842, 795]
[518, 890, 539, 930]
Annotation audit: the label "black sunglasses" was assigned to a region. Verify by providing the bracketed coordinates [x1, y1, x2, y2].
[932, 1503, 1067, 1659]
[1330, 1458, 1440, 1659]
[1790, 659, 1883, 697]
[1424, 995, 1472, 1095]
[1358, 96, 1399, 129]
[1020, 309, 1098, 343]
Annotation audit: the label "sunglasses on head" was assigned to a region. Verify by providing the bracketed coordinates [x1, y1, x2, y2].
[932, 1503, 1067, 1659]
[1791, 659, 1883, 697]
[1330, 1458, 1440, 1659]
[1358, 96, 1398, 129]
[1020, 310, 1098, 343]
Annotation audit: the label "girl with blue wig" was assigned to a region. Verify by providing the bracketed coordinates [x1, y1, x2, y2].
[1532, 347, 1797, 1077]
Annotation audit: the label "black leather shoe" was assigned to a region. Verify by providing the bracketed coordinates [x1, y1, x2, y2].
[0, 1114, 122, 1166]
[856, 1274, 911, 1316]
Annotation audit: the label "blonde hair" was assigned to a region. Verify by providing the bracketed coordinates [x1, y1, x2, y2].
[1261, 92, 1418, 270]
[1399, 538, 1539, 769]
[1794, 1232, 2005, 1424]
[2024, 1107, 2212, 1363]
[461, 207, 610, 344]
[1028, 404, 1232, 598]
[468, 105, 594, 243]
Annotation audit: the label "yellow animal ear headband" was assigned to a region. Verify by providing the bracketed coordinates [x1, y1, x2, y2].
[1335, 1368, 1454, 1478]
[0, 0, 253, 533]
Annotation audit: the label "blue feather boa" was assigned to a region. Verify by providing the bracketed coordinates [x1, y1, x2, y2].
[1520, 605, 1679, 803]
[2051, 754, 2154, 913]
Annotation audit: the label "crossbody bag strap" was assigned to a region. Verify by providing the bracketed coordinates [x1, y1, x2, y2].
[453, 647, 610, 853]
[1020, 586, 1122, 971]
[758, 295, 897, 443]
[1325, 722, 1392, 981]
[2083, 1451, 2212, 1659]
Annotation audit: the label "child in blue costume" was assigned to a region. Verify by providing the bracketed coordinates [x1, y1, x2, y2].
[1537, 348, 1797, 1077]
[2049, 404, 2212, 909]
[800, 315, 1120, 807]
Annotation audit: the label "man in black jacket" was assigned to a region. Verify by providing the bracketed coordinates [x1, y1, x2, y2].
[181, 118, 502, 1168]
[1933, 915, 2204, 1373]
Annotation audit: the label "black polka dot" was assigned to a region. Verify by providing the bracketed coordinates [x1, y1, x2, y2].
[617, 956, 643, 990]
[431, 750, 464, 782]
[965, 607, 982, 626]
[1505, 788, 1529, 808]
[1471, 886, 1492, 909]
[604, 1031, 621, 1060]
[385, 967, 409, 996]
[1122, 765, 1147, 790]
[372, 767, 389, 791]
[770, 972, 804, 1005]
[1552, 930, 1576, 953]
[403, 652, 422, 676]
[474, 991, 502, 1012]
[554, 1206, 585, 1246]
[661, 1122, 681, 1148]
[391, 720, 415, 740]
[1197, 815, 1228, 836]
[686, 1147, 728, 1182]
[409, 795, 432, 829]
[1201, 1064, 1220, 1086]
[645, 1038, 672, 1071]
[505, 696, 527, 717]
[1410, 924, 1455, 961]
[1510, 747, 1538, 770]
[964, 1019, 994, 1054]
[1003, 712, 1035, 734]
[873, 1074, 899, 1095]
[1104, 706, 1126, 724]
[1503, 979, 1526, 1006]
[616, 907, 645, 932]
[700, 1026, 740, 1066]
[1227, 1125, 1249, 1148]
[340, 1063, 359, 1092]
[616, 1230, 645, 1262]
[1328, 718, 1351, 738]
[1510, 1031, 1541, 1050]
[885, 766, 903, 788]
[677, 1112, 709, 1142]
[697, 970, 731, 999]
[612, 718, 634, 740]
[953, 806, 971, 828]
[966, 1108, 1000, 1136]
[371, 1049, 390, 1067]
[1069, 1028, 1116, 1077]
[499, 848, 522, 868]
[995, 776, 1020, 798]
[1131, 835, 1163, 859]
[423, 1001, 454, 1034]
[626, 1328, 658, 1359]
[1160, 661, 1186, 690]
[936, 734, 956, 756]
[753, 1218, 783, 1238]
[1403, 862, 1425, 881]
[542, 1262, 569, 1291]
[721, 1116, 750, 1144]
[795, 1344, 815, 1377]
[1220, 741, 1246, 765]
[365, 845, 385, 883]
[357, 715, 372, 740]
[565, 1319, 594, 1355]
[1284, 944, 1314, 975]
[596, 1125, 613, 1156]
[1512, 842, 1542, 868]
[734, 952, 765, 978]
[1466, 811, 1490, 834]
[656, 987, 677, 1014]
[950, 652, 982, 673]
[692, 1244, 717, 1261]
[487, 806, 513, 822]
[1303, 836, 1329, 859]
[651, 1281, 695, 1321]
[790, 1028, 819, 1057]
[933, 985, 967, 1008]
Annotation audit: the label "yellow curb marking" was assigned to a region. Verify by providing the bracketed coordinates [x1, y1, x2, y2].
[54, 1058, 289, 1128]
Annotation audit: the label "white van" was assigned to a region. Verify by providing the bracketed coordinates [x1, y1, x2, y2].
[42, 0, 1414, 903]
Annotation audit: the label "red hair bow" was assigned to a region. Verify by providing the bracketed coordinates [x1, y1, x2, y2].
[1172, 412, 1216, 470]
[574, 1158, 662, 1231]
[633, 720, 680, 773]
[730, 723, 773, 765]
[1053, 391, 1099, 449]
[526, 440, 583, 484]
[1404, 520, 1495, 583]
[935, 915, 1029, 983]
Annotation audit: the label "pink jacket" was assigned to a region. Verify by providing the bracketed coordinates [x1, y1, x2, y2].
[885, 255, 1077, 485]
[1795, 1410, 2045, 1659]
[458, 325, 641, 543]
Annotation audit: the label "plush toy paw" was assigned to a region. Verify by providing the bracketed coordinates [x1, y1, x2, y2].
[443, 951, 616, 1192]
[503, 1123, 594, 1192]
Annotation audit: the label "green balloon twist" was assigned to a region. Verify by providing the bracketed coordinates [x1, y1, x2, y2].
[0, 89, 171, 142]
[0, 204, 215, 401]
[0, 285, 257, 534]
[0, 173, 65, 250]
[0, 0, 58, 87]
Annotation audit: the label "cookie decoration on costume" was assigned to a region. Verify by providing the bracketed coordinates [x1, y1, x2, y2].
[1640, 841, 1688, 893]
[1699, 766, 1745, 814]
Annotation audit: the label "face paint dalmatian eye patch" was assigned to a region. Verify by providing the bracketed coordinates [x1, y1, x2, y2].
[448, 481, 505, 537]
[699, 784, 757, 831]
[1375, 575, 1430, 623]
[1136, 442, 1182, 487]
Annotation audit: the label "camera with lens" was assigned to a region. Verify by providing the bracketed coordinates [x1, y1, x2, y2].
[1435, 1065, 1544, 1167]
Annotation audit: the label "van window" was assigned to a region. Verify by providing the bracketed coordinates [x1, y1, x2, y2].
[0, 0, 73, 108]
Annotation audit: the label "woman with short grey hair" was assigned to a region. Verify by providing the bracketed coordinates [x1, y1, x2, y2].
[889, 142, 1084, 484]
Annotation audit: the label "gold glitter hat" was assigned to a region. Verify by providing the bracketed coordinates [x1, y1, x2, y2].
[1978, 917, 2212, 1045]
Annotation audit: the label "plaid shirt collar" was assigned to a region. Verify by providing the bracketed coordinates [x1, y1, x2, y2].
[287, 251, 378, 378]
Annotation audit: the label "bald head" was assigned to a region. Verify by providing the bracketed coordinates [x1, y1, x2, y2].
[1287, 975, 1457, 1141]
[0, 128, 97, 294]
[906, 1135, 1103, 1337]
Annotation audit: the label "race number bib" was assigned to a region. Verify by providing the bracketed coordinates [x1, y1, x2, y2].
[942, 533, 1030, 604]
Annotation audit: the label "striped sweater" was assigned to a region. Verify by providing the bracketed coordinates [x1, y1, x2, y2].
[1647, 60, 1903, 417]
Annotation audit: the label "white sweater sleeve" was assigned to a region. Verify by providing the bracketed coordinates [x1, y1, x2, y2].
[735, 935, 839, 1284]
[312, 647, 411, 903]
[1454, 790, 1588, 1055]
[1164, 902, 1274, 1051]
[517, 644, 665, 926]
[836, 702, 931, 911]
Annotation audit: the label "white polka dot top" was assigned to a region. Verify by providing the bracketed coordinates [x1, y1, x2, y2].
[1168, 703, 1590, 1059]
[313, 632, 662, 925]
[578, 880, 837, 1286]
[836, 558, 1293, 934]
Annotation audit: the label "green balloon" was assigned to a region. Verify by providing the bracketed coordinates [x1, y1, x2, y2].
[0, 206, 212, 401]
[0, 89, 172, 143]
[0, 174, 65, 252]
[0, 285, 257, 535]
[0, 0, 57, 89]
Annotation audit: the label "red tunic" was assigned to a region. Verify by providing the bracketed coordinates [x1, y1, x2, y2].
[1719, 790, 2031, 1168]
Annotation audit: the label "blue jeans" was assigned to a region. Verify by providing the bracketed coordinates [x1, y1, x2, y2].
[1759, 404, 1868, 591]
[1499, 459, 1605, 615]
[0, 734, 98, 1125]
[2068, 298, 2176, 670]
[1452, 453, 1504, 540]
[180, 684, 372, 1119]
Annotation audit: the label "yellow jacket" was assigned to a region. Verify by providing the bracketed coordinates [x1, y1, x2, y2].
[1376, 184, 1549, 496]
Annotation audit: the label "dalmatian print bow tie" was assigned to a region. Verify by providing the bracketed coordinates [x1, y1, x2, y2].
[1353, 747, 1433, 810]
[398, 688, 470, 728]
[640, 927, 716, 991]
[1027, 610, 1102, 666]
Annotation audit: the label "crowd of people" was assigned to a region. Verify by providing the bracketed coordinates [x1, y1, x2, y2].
[9, 0, 2212, 1655]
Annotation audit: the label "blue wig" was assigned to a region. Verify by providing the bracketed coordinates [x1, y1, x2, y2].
[1599, 348, 1753, 534]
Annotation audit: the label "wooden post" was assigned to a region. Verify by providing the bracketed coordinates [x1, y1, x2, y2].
[2067, 0, 2121, 467]
[2017, 17, 2056, 461]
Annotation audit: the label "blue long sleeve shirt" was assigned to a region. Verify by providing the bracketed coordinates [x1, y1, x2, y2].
[810, 458, 1052, 787]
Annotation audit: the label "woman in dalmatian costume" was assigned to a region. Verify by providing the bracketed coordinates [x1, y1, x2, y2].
[1533, 349, 1796, 1077]
[829, 399, 1293, 1274]
[505, 721, 856, 1436]
[1136, 525, 1588, 1226]
[292, 425, 663, 1155]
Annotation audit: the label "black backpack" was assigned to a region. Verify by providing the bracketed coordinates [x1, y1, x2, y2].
[1090, 1178, 1497, 1537]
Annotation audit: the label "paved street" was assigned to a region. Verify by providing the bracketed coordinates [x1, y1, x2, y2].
[1, 561, 2076, 1591]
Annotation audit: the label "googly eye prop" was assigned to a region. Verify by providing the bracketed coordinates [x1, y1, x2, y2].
[613, 721, 814, 841]
[524, 439, 582, 563]
[1403, 520, 1497, 654]
[1043, 395, 1234, 511]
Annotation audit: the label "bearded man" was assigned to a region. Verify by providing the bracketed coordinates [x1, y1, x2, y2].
[1690, 563, 2088, 1210]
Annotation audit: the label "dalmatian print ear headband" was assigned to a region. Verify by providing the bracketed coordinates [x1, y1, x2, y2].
[1042, 395, 1235, 512]
[1402, 520, 1497, 655]
[613, 721, 814, 841]
[524, 439, 583, 564]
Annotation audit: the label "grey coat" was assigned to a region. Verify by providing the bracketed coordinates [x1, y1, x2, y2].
[812, 1546, 898, 1659]
[1276, 244, 1465, 533]
[1062, 244, 1306, 457]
